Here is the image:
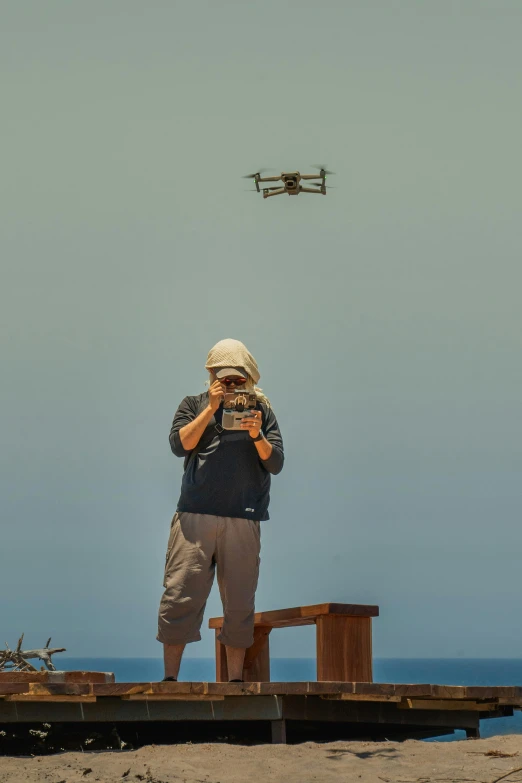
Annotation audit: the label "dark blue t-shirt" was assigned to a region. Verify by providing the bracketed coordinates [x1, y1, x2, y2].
[169, 392, 284, 521]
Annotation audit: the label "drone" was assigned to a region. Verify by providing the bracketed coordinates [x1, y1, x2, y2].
[243, 165, 335, 198]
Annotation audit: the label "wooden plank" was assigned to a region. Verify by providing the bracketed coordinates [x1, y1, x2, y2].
[258, 682, 309, 695]
[0, 683, 33, 695]
[306, 682, 355, 695]
[55, 671, 114, 684]
[97, 682, 219, 697]
[149, 682, 261, 696]
[353, 682, 395, 696]
[93, 683, 154, 696]
[321, 693, 402, 702]
[4, 695, 97, 703]
[151, 682, 205, 695]
[27, 683, 92, 696]
[187, 682, 208, 695]
[316, 616, 373, 682]
[431, 685, 517, 700]
[94, 682, 238, 697]
[0, 672, 46, 683]
[464, 686, 516, 699]
[102, 681, 362, 698]
[0, 671, 113, 684]
[399, 699, 500, 712]
[430, 685, 467, 699]
[393, 684, 433, 698]
[498, 697, 522, 706]
[87, 682, 522, 702]
[333, 682, 433, 698]
[204, 682, 260, 696]
[120, 693, 225, 701]
[209, 602, 379, 629]
[107, 681, 383, 697]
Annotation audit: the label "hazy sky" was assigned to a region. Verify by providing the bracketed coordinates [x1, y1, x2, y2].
[2, 1, 521, 661]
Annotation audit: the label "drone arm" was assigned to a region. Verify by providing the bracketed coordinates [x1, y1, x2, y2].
[300, 187, 325, 194]
[258, 175, 281, 183]
[263, 188, 286, 198]
[300, 174, 324, 180]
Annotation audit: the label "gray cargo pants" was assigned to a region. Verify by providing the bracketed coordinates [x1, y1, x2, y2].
[157, 512, 261, 649]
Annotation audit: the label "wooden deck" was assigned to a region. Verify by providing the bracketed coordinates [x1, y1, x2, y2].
[1, 672, 521, 744]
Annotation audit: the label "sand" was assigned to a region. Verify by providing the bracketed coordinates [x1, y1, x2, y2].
[1, 734, 521, 783]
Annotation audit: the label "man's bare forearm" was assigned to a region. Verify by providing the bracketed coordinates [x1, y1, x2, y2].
[254, 435, 273, 461]
[179, 405, 215, 451]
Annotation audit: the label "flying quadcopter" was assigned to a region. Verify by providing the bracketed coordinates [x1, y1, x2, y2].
[243, 165, 335, 198]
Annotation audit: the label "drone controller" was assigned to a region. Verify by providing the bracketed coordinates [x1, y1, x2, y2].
[222, 390, 257, 430]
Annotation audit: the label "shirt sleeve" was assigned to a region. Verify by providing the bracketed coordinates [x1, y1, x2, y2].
[260, 405, 284, 475]
[169, 396, 198, 457]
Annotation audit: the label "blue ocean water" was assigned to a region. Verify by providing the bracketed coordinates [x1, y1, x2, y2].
[60, 657, 522, 741]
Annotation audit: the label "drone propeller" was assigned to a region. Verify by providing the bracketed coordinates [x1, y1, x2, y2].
[244, 186, 280, 192]
[241, 168, 274, 179]
[310, 164, 335, 175]
[309, 182, 336, 189]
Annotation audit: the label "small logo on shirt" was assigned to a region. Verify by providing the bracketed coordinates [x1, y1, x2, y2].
[245, 507, 255, 512]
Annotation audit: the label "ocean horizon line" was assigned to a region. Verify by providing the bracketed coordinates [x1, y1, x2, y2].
[59, 655, 522, 661]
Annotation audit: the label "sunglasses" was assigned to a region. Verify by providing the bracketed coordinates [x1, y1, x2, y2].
[220, 377, 247, 387]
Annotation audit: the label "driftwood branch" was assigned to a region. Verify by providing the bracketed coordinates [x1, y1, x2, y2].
[0, 635, 66, 672]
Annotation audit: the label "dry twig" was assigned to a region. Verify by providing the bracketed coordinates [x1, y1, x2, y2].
[0, 633, 65, 671]
[490, 767, 522, 783]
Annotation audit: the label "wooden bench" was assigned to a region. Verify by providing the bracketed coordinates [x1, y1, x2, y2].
[209, 602, 379, 683]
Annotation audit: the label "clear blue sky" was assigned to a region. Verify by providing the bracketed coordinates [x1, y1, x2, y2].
[2, 1, 521, 659]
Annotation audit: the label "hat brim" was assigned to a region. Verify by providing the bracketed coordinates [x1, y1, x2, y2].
[214, 367, 248, 380]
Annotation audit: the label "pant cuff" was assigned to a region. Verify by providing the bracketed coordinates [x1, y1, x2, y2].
[156, 632, 202, 646]
[216, 630, 254, 649]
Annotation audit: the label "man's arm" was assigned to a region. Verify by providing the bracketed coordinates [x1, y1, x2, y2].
[258, 406, 284, 474]
[170, 380, 225, 456]
[254, 434, 273, 462]
[178, 405, 215, 451]
[241, 405, 284, 475]
[169, 396, 198, 457]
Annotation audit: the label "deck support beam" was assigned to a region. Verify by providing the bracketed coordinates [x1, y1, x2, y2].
[271, 719, 287, 744]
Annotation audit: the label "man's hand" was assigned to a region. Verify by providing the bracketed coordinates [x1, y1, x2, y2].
[242, 410, 273, 461]
[240, 410, 262, 439]
[208, 380, 225, 413]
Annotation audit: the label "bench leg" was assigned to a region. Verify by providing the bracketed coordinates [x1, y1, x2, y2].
[215, 626, 272, 682]
[316, 616, 373, 682]
[215, 632, 229, 682]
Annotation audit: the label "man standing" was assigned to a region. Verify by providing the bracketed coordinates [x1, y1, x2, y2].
[157, 339, 284, 682]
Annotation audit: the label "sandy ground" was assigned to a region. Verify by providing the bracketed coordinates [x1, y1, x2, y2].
[1, 735, 522, 783]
